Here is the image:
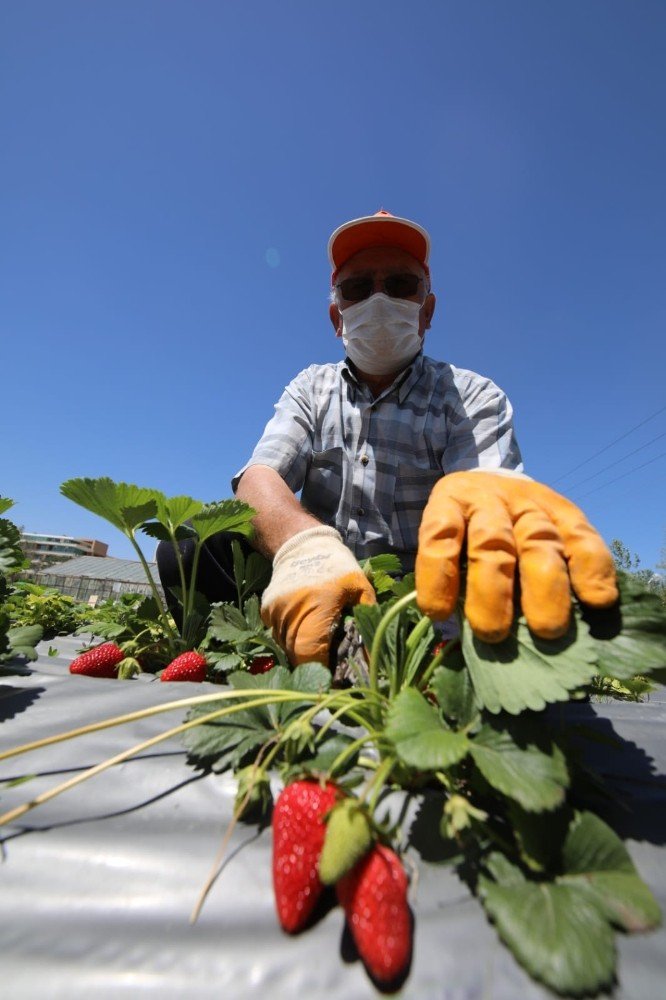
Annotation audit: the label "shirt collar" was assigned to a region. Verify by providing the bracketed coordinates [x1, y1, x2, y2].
[341, 350, 426, 402]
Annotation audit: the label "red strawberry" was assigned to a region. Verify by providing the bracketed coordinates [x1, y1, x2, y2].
[160, 651, 207, 682]
[69, 642, 124, 678]
[337, 844, 412, 986]
[272, 780, 338, 933]
[248, 654, 276, 675]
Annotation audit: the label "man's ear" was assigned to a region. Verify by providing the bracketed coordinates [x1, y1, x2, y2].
[422, 293, 436, 333]
[329, 301, 343, 338]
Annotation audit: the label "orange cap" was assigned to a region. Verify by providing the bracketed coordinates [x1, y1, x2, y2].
[328, 209, 431, 279]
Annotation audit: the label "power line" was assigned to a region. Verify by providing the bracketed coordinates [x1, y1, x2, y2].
[551, 405, 666, 485]
[569, 450, 666, 501]
[564, 431, 666, 492]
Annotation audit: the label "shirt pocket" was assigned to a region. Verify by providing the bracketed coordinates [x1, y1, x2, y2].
[391, 464, 442, 554]
[301, 447, 344, 525]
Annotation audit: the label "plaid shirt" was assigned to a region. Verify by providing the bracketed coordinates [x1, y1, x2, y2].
[233, 352, 523, 570]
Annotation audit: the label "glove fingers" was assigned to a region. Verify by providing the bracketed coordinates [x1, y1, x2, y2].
[513, 505, 571, 638]
[465, 500, 516, 643]
[262, 588, 330, 665]
[537, 490, 619, 607]
[415, 493, 465, 620]
[262, 573, 376, 666]
[339, 572, 378, 609]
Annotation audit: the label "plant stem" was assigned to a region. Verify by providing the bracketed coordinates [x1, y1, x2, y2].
[128, 531, 179, 653]
[0, 688, 328, 764]
[168, 525, 191, 642]
[369, 589, 417, 711]
[364, 754, 396, 813]
[0, 692, 306, 827]
[401, 614, 434, 689]
[327, 732, 380, 778]
[185, 539, 205, 631]
[315, 693, 383, 742]
[406, 613, 431, 652]
[190, 737, 276, 923]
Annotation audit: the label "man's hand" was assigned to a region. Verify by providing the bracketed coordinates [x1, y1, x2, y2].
[416, 470, 618, 643]
[261, 526, 376, 666]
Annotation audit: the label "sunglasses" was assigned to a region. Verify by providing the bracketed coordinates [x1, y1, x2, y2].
[335, 272, 424, 303]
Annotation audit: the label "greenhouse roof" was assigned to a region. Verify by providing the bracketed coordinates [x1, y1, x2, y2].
[44, 556, 159, 586]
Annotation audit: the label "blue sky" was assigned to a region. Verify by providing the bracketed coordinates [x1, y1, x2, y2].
[2, 0, 665, 571]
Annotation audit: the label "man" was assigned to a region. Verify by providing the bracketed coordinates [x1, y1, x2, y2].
[158, 210, 618, 666]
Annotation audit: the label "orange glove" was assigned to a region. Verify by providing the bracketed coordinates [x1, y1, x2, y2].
[261, 526, 376, 666]
[416, 470, 618, 643]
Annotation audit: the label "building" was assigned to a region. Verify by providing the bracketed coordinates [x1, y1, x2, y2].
[31, 555, 163, 605]
[20, 532, 108, 572]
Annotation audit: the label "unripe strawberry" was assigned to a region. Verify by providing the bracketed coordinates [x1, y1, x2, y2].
[319, 798, 372, 885]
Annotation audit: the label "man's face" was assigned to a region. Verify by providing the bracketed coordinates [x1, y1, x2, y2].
[329, 246, 436, 339]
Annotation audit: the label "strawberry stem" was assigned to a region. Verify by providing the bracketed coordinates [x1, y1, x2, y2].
[369, 589, 417, 711]
[127, 531, 180, 655]
[0, 692, 308, 828]
[362, 754, 396, 814]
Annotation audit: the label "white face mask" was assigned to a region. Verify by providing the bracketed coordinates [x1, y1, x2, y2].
[340, 293, 423, 377]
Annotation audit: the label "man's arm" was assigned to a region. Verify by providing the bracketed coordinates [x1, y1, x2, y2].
[235, 464, 375, 666]
[235, 464, 320, 557]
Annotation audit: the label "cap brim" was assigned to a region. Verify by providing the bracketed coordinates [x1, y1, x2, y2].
[328, 214, 430, 271]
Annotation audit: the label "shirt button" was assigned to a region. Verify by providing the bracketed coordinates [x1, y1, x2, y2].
[357, 507, 365, 516]
[360, 454, 369, 465]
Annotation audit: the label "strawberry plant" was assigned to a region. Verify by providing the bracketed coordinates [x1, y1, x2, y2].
[0, 497, 42, 668]
[59, 477, 260, 666]
[76, 592, 177, 673]
[0, 547, 664, 994]
[6, 582, 87, 640]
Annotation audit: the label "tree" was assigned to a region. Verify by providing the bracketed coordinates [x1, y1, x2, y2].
[610, 539, 665, 606]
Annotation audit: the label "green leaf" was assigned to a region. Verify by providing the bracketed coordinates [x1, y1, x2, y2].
[208, 651, 244, 673]
[560, 812, 662, 932]
[506, 804, 573, 873]
[288, 662, 332, 695]
[183, 663, 330, 771]
[480, 811, 662, 995]
[0, 624, 43, 663]
[296, 733, 360, 778]
[0, 517, 26, 575]
[386, 688, 470, 770]
[60, 478, 159, 535]
[243, 594, 263, 632]
[140, 521, 197, 543]
[0, 497, 14, 516]
[207, 603, 258, 644]
[429, 645, 477, 725]
[361, 553, 404, 595]
[479, 873, 616, 996]
[155, 494, 203, 530]
[584, 573, 666, 681]
[243, 552, 272, 595]
[462, 614, 598, 715]
[190, 500, 256, 543]
[362, 553, 403, 576]
[470, 720, 569, 812]
[353, 603, 382, 654]
[231, 540, 246, 598]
